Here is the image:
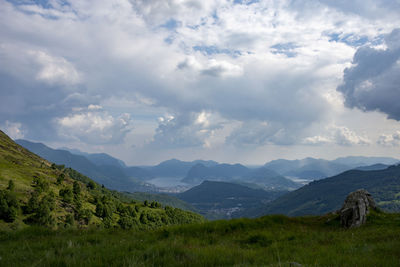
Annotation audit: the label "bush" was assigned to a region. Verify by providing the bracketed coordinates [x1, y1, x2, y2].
[32, 176, 49, 193]
[73, 181, 81, 195]
[7, 180, 15, 191]
[65, 214, 74, 227]
[25, 192, 56, 227]
[59, 187, 73, 204]
[87, 181, 96, 190]
[56, 173, 65, 185]
[26, 191, 40, 214]
[75, 209, 92, 225]
[0, 190, 19, 222]
[118, 214, 134, 229]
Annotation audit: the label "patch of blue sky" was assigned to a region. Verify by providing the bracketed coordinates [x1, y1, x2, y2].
[270, 42, 298, 58]
[164, 35, 175, 45]
[6, 0, 73, 20]
[193, 45, 242, 57]
[234, 0, 260, 5]
[6, 0, 70, 9]
[160, 19, 182, 31]
[327, 32, 370, 47]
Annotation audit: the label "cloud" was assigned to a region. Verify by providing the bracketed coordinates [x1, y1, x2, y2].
[337, 28, 400, 120]
[200, 59, 243, 77]
[318, 0, 400, 19]
[30, 50, 81, 85]
[1, 120, 25, 139]
[303, 125, 371, 146]
[226, 120, 307, 146]
[1, 0, 400, 162]
[56, 106, 133, 144]
[377, 131, 400, 147]
[150, 111, 224, 148]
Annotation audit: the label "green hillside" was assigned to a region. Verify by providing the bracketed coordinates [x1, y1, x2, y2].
[15, 139, 156, 192]
[0, 130, 203, 230]
[262, 165, 400, 216]
[121, 192, 197, 212]
[177, 181, 285, 220]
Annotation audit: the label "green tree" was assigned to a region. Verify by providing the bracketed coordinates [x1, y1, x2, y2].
[87, 181, 96, 190]
[0, 190, 19, 222]
[140, 212, 148, 224]
[32, 176, 49, 193]
[26, 191, 40, 214]
[65, 214, 74, 227]
[73, 181, 81, 195]
[75, 208, 92, 225]
[7, 180, 15, 191]
[95, 203, 104, 217]
[56, 173, 65, 185]
[118, 214, 134, 229]
[59, 187, 73, 203]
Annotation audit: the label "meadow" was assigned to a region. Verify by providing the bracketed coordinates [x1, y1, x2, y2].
[1, 211, 399, 266]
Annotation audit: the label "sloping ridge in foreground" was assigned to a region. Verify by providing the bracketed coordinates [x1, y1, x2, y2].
[262, 165, 400, 216]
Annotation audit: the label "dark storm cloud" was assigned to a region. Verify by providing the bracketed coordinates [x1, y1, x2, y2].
[337, 29, 400, 120]
[0, 71, 90, 141]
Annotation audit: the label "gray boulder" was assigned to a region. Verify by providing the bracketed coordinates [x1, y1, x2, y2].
[339, 189, 376, 228]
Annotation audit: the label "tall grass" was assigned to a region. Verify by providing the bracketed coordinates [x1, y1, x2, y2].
[1, 212, 400, 266]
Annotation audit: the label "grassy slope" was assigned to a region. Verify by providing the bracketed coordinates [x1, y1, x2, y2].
[0, 130, 203, 230]
[0, 211, 399, 266]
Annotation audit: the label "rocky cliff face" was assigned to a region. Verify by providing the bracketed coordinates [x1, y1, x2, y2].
[339, 189, 376, 228]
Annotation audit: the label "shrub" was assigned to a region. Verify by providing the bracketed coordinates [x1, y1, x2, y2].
[59, 187, 74, 204]
[0, 190, 19, 222]
[118, 214, 134, 229]
[87, 181, 96, 190]
[7, 180, 15, 191]
[32, 176, 49, 193]
[73, 181, 81, 195]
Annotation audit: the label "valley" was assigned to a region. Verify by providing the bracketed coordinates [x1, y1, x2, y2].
[15, 138, 400, 220]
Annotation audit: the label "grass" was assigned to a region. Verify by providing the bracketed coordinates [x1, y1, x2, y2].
[1, 211, 400, 266]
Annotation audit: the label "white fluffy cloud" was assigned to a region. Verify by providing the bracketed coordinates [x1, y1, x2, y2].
[57, 106, 133, 144]
[303, 125, 371, 146]
[1, 0, 400, 163]
[1, 120, 25, 139]
[378, 131, 400, 147]
[31, 50, 81, 85]
[150, 111, 225, 148]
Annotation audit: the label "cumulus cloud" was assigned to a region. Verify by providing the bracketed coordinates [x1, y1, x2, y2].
[1, 120, 25, 139]
[226, 120, 307, 146]
[377, 131, 400, 147]
[200, 59, 243, 77]
[337, 28, 400, 120]
[150, 111, 224, 148]
[56, 106, 133, 144]
[1, 0, 400, 162]
[30, 50, 81, 85]
[303, 125, 371, 146]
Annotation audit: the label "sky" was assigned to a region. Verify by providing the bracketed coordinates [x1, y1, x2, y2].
[1, 0, 400, 165]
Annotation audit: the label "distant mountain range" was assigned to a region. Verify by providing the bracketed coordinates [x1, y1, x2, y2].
[264, 156, 399, 180]
[182, 163, 300, 190]
[258, 164, 400, 216]
[16, 140, 157, 192]
[15, 139, 400, 219]
[60, 147, 127, 168]
[176, 180, 286, 219]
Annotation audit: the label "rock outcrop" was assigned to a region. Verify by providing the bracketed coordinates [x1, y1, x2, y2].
[339, 189, 376, 228]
